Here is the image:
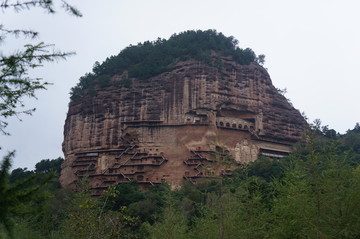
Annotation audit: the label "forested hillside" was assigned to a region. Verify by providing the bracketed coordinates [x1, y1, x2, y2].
[70, 30, 262, 101]
[1, 122, 360, 238]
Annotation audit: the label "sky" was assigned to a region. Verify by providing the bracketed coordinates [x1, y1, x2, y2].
[1, 0, 360, 170]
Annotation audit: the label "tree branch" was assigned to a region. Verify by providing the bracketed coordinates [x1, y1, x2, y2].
[1, 0, 82, 16]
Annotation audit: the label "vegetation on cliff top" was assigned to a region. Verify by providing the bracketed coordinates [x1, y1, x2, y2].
[70, 29, 264, 101]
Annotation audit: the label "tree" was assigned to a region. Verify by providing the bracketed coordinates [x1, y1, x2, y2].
[256, 54, 265, 66]
[9, 167, 33, 184]
[146, 205, 188, 239]
[35, 157, 64, 174]
[270, 138, 360, 238]
[57, 182, 140, 239]
[0, 1, 81, 237]
[0, 0, 82, 135]
[0, 152, 51, 238]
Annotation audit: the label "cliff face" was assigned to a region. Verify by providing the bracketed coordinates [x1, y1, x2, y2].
[61, 56, 307, 195]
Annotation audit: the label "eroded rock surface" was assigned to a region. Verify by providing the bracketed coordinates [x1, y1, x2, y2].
[61, 57, 307, 195]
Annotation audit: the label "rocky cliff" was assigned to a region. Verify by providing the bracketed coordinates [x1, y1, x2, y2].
[61, 31, 307, 195]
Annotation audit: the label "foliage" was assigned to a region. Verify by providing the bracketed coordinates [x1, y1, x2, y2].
[2, 124, 360, 238]
[58, 185, 141, 239]
[102, 182, 171, 224]
[0, 0, 82, 16]
[310, 118, 340, 139]
[9, 157, 63, 183]
[0, 42, 70, 134]
[269, 138, 360, 238]
[35, 157, 63, 174]
[342, 123, 360, 152]
[0, 152, 53, 238]
[0, 0, 81, 134]
[243, 156, 286, 181]
[256, 54, 266, 66]
[145, 204, 188, 239]
[70, 29, 261, 101]
[8, 167, 33, 184]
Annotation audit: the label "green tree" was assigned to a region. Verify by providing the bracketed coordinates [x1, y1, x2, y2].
[9, 167, 33, 184]
[146, 204, 188, 239]
[0, 152, 51, 238]
[246, 156, 285, 181]
[35, 157, 64, 174]
[58, 182, 140, 239]
[270, 138, 360, 238]
[256, 54, 266, 66]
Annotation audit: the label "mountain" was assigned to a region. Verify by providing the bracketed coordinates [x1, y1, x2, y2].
[60, 30, 307, 195]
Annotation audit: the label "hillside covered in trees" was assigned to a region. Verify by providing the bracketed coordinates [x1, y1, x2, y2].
[1, 123, 360, 238]
[70, 30, 263, 101]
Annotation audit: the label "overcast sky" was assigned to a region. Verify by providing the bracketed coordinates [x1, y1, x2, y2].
[1, 0, 360, 170]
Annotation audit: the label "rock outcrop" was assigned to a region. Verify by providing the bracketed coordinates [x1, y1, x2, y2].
[61, 55, 307, 195]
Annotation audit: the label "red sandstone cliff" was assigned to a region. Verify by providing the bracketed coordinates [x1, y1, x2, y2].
[61, 55, 307, 195]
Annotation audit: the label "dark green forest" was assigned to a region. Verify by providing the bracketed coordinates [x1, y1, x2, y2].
[1, 122, 360, 239]
[70, 30, 262, 101]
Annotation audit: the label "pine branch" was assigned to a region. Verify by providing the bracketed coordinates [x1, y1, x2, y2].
[1, 0, 55, 13]
[61, 0, 82, 17]
[0, 42, 75, 134]
[0, 1, 81, 135]
[1, 0, 82, 16]
[0, 25, 39, 40]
